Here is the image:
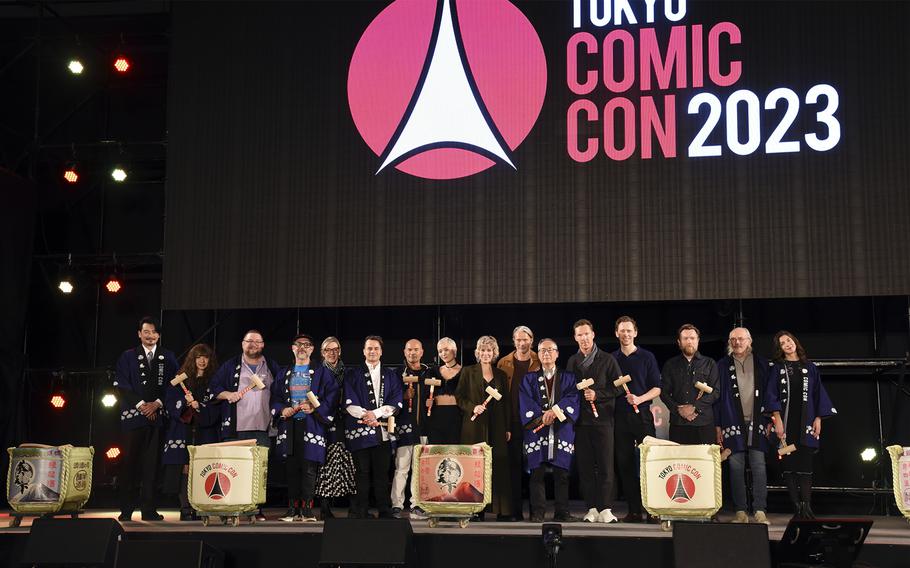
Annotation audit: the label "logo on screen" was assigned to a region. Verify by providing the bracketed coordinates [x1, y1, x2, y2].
[665, 473, 696, 503]
[348, 0, 547, 180]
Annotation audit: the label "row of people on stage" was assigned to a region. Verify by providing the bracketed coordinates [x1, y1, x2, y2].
[113, 316, 835, 524]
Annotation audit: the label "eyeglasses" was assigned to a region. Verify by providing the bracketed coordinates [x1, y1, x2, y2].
[243, 339, 264, 345]
[294, 342, 313, 348]
[539, 348, 558, 354]
[323, 347, 340, 353]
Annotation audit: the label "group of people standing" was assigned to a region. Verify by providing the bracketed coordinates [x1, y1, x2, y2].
[113, 315, 835, 525]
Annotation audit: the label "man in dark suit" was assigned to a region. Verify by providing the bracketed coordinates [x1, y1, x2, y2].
[113, 316, 178, 521]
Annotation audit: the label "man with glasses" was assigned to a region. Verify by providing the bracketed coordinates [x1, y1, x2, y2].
[211, 329, 281, 520]
[716, 327, 772, 525]
[520, 338, 580, 523]
[566, 319, 624, 523]
[273, 334, 339, 522]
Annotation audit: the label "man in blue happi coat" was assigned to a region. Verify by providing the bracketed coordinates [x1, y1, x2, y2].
[520, 338, 580, 523]
[715, 327, 772, 525]
[343, 336, 403, 519]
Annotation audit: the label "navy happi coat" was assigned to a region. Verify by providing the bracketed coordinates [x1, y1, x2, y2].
[519, 370, 580, 471]
[271, 364, 340, 463]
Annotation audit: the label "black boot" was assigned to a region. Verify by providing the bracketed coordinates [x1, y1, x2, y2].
[320, 498, 334, 519]
[798, 473, 814, 517]
[796, 501, 815, 519]
[784, 473, 801, 516]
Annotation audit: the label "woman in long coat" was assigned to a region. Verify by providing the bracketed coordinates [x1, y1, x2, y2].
[456, 335, 512, 520]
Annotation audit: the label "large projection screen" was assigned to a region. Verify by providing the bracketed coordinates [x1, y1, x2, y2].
[163, 1, 910, 310]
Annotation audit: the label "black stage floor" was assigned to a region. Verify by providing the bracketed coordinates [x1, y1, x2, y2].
[2, 508, 908, 567]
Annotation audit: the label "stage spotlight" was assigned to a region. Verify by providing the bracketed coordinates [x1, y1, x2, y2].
[111, 167, 127, 182]
[58, 279, 74, 294]
[113, 55, 131, 73]
[860, 447, 877, 462]
[63, 165, 79, 184]
[105, 447, 121, 460]
[101, 393, 117, 407]
[104, 274, 122, 294]
[67, 59, 84, 74]
[50, 393, 66, 409]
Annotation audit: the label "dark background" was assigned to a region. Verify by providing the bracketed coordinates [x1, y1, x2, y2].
[163, 1, 910, 309]
[1, 1, 909, 513]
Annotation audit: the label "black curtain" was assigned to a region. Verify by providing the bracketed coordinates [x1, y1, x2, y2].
[0, 168, 36, 505]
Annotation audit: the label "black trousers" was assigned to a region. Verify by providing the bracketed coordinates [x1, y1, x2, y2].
[669, 424, 715, 445]
[352, 442, 392, 514]
[575, 423, 615, 510]
[507, 419, 525, 518]
[614, 410, 655, 515]
[119, 424, 161, 515]
[530, 465, 569, 515]
[287, 420, 320, 503]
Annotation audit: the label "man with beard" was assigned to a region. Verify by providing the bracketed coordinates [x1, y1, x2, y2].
[497, 325, 539, 520]
[660, 324, 718, 444]
[344, 336, 402, 519]
[716, 327, 772, 525]
[114, 316, 178, 521]
[273, 334, 339, 522]
[211, 329, 282, 520]
[565, 319, 623, 523]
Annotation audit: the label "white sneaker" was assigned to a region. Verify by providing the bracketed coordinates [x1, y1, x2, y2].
[598, 508, 618, 523]
[753, 511, 770, 525]
[583, 508, 599, 522]
[409, 507, 428, 520]
[732, 510, 748, 523]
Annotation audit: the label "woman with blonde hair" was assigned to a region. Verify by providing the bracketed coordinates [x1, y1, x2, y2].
[456, 335, 512, 520]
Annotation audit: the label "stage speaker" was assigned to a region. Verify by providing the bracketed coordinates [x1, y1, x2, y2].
[777, 518, 873, 568]
[20, 518, 124, 567]
[319, 518, 415, 567]
[115, 540, 223, 568]
[673, 521, 770, 568]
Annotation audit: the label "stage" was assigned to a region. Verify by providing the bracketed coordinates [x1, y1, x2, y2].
[1, 508, 908, 568]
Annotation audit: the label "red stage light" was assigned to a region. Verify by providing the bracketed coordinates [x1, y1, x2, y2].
[50, 394, 66, 409]
[105, 447, 121, 460]
[105, 277, 122, 294]
[63, 169, 79, 183]
[113, 56, 130, 73]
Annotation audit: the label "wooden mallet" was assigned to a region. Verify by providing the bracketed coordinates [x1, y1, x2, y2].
[289, 391, 321, 415]
[470, 386, 502, 421]
[694, 381, 713, 400]
[425, 377, 442, 416]
[359, 414, 395, 434]
[778, 439, 797, 458]
[235, 373, 265, 400]
[170, 372, 192, 397]
[533, 404, 567, 433]
[576, 378, 598, 418]
[403, 374, 419, 412]
[613, 375, 639, 414]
